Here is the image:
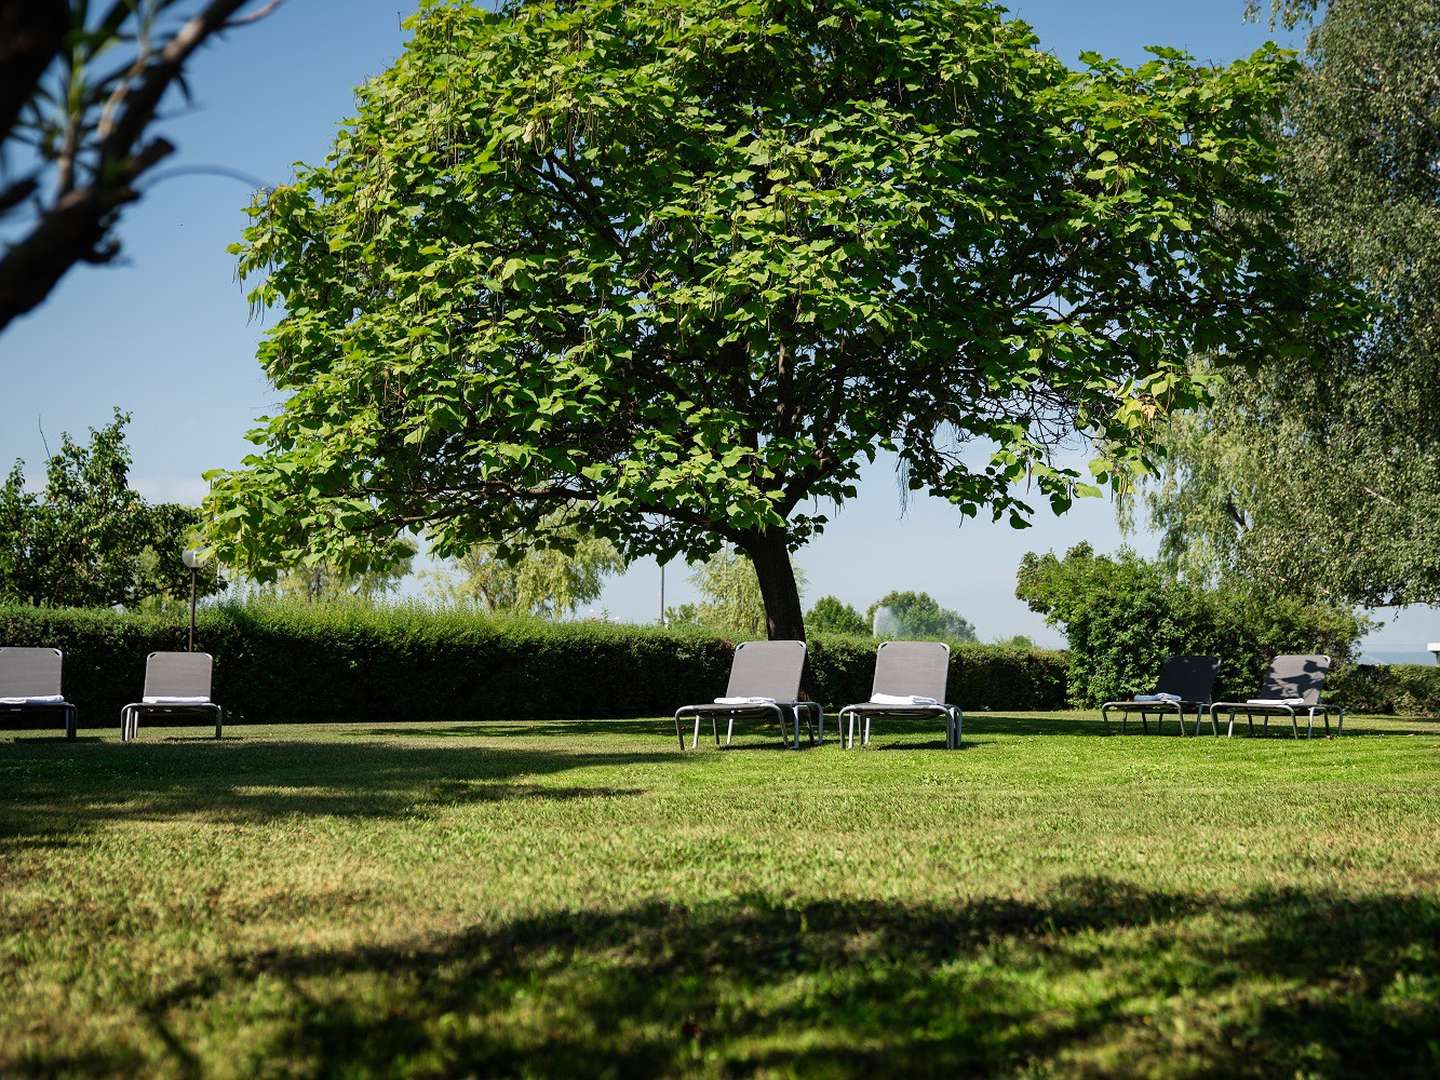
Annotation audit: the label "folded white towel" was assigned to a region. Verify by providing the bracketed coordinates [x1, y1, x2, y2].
[0, 695, 65, 705]
[1134, 693, 1182, 703]
[1246, 697, 1306, 707]
[143, 696, 211, 705]
[870, 693, 940, 706]
[714, 696, 776, 706]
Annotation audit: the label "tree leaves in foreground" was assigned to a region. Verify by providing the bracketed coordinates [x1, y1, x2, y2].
[205, 0, 1351, 640]
[0, 0, 284, 335]
[0, 409, 220, 608]
[1135, 0, 1440, 607]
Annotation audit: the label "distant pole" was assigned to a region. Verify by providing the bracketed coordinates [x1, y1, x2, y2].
[659, 562, 666, 625]
[182, 547, 205, 652]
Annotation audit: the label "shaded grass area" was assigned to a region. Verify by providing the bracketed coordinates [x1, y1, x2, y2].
[2, 713, 1439, 1077]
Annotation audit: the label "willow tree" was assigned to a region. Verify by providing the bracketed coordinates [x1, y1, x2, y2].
[205, 0, 1340, 640]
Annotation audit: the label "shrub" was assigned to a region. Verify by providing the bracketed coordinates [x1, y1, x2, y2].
[0, 602, 1067, 729]
[1016, 544, 1368, 707]
[805, 596, 869, 636]
[1329, 663, 1440, 716]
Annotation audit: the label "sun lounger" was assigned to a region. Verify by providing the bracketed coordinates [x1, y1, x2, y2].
[0, 647, 77, 739]
[1100, 655, 1219, 736]
[120, 652, 224, 742]
[673, 640, 819, 750]
[839, 641, 962, 749]
[1208, 654, 1342, 738]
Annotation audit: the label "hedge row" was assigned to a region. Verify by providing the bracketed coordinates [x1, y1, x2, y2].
[0, 603, 1068, 729]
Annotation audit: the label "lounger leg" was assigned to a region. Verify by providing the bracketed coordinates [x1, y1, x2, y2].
[1139, 709, 1149, 735]
[863, 715, 871, 747]
[215, 706, 224, 740]
[712, 715, 720, 746]
[845, 709, 854, 749]
[1288, 707, 1298, 739]
[726, 715, 734, 746]
[692, 715, 702, 750]
[1101, 705, 1111, 735]
[1307, 708, 1316, 740]
[66, 705, 76, 740]
[817, 705, 825, 746]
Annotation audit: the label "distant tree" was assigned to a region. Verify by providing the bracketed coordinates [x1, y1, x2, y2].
[668, 548, 807, 639]
[867, 591, 976, 641]
[267, 542, 417, 605]
[203, 0, 1350, 645]
[1133, 0, 1440, 607]
[993, 634, 1036, 649]
[0, 409, 220, 608]
[427, 523, 624, 617]
[805, 595, 869, 636]
[0, 0, 285, 335]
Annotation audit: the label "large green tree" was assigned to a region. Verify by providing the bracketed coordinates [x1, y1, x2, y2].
[1135, 0, 1440, 607]
[866, 590, 977, 641]
[205, 0, 1344, 640]
[0, 410, 220, 608]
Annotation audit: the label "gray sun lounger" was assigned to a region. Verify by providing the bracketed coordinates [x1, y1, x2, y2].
[674, 640, 821, 750]
[120, 652, 224, 742]
[1208, 654, 1343, 739]
[0, 647, 77, 739]
[839, 641, 963, 749]
[1100, 655, 1219, 737]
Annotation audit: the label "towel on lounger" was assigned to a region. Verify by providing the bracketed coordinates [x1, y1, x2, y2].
[870, 693, 940, 706]
[1133, 692, 1182, 703]
[714, 696, 777, 706]
[1245, 697, 1306, 707]
[0, 695, 65, 705]
[142, 696, 212, 705]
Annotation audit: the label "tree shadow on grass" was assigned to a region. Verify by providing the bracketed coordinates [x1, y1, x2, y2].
[26, 876, 1433, 1078]
[0, 740, 677, 849]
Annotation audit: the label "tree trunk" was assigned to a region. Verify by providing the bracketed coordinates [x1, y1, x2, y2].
[744, 529, 806, 642]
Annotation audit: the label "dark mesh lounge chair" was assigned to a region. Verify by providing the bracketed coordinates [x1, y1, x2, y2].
[673, 640, 820, 750]
[839, 641, 962, 749]
[0, 647, 77, 739]
[120, 652, 224, 742]
[1208, 654, 1343, 739]
[1100, 655, 1219, 737]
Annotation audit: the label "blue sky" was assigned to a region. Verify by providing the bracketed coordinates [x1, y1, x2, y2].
[2, 0, 1432, 656]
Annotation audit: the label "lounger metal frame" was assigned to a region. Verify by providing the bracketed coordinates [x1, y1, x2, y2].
[120, 651, 224, 742]
[838, 641, 963, 750]
[0, 646, 77, 739]
[673, 641, 820, 751]
[1207, 654, 1344, 739]
[1099, 656, 1220, 737]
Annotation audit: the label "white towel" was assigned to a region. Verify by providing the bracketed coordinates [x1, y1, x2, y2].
[1246, 697, 1305, 707]
[714, 696, 776, 706]
[143, 696, 211, 705]
[1134, 693, 1182, 703]
[0, 695, 65, 705]
[870, 693, 940, 706]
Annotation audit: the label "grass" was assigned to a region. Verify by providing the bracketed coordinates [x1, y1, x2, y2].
[2, 711, 1439, 1078]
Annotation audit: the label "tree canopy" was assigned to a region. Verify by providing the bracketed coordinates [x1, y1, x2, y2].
[805, 595, 869, 636]
[205, 0, 1347, 640]
[0, 410, 220, 608]
[1134, 0, 1440, 607]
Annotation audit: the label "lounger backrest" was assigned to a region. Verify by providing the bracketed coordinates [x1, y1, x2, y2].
[871, 641, 949, 702]
[1259, 654, 1330, 705]
[1154, 655, 1220, 703]
[725, 641, 805, 702]
[143, 651, 214, 699]
[0, 647, 63, 698]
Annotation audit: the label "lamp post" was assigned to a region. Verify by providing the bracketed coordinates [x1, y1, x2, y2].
[181, 547, 205, 652]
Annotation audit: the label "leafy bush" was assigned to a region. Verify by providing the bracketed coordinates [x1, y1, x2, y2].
[0, 602, 1067, 729]
[1329, 664, 1440, 717]
[1016, 544, 1368, 707]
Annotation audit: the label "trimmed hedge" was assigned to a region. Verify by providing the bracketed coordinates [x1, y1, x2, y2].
[0, 603, 1067, 729]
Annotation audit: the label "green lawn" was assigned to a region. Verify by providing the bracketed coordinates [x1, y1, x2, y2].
[2, 712, 1439, 1077]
